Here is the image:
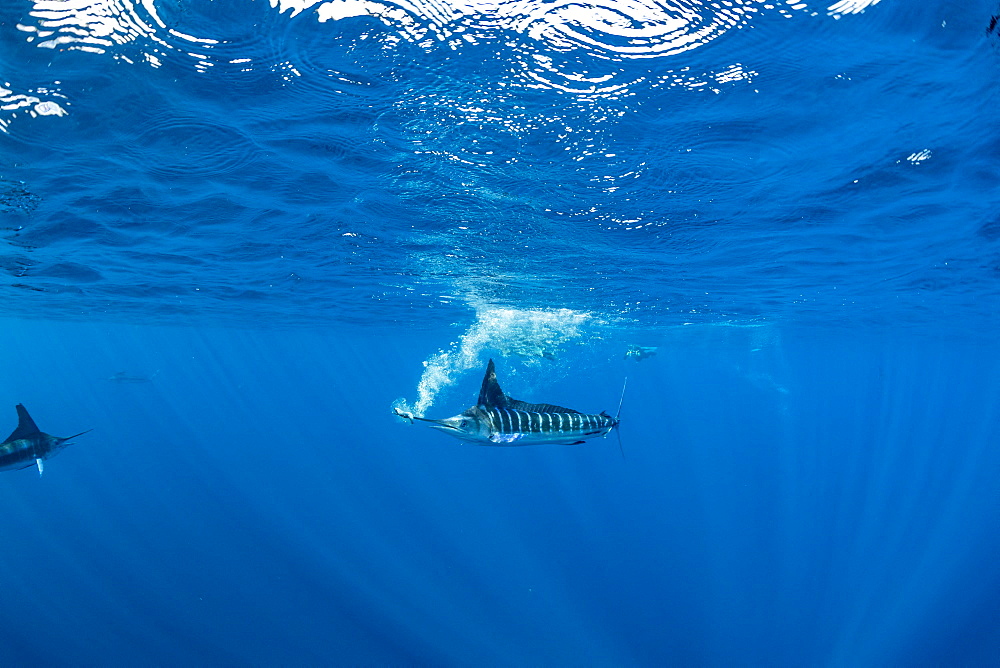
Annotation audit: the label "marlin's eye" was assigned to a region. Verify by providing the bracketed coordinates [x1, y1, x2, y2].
[460, 420, 469, 428]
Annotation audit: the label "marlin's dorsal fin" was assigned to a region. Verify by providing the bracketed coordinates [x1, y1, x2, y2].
[478, 359, 507, 407]
[477, 360, 581, 414]
[5, 404, 41, 442]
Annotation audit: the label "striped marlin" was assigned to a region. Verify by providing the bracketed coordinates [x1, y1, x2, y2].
[395, 359, 621, 447]
[0, 404, 90, 476]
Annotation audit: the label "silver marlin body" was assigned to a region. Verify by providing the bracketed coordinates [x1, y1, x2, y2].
[397, 359, 619, 446]
[0, 404, 90, 476]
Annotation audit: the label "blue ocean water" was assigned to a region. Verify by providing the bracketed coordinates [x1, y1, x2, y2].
[2, 0, 1000, 664]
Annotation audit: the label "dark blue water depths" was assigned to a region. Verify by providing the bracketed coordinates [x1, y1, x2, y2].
[3, 0, 1000, 664]
[1, 319, 999, 665]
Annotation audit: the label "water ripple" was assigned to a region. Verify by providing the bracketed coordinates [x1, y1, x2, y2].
[130, 116, 261, 177]
[20, 0, 218, 68]
[503, 0, 754, 59]
[14, 0, 865, 100]
[267, 0, 796, 95]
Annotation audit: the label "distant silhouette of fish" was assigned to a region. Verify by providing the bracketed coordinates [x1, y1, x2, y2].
[107, 370, 158, 383]
[0, 404, 90, 476]
[395, 359, 623, 449]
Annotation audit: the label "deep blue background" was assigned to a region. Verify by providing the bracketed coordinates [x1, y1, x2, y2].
[3, 0, 1000, 664]
[1, 319, 998, 665]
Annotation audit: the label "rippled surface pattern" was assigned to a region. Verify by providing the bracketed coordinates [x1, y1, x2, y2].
[2, 0, 999, 329]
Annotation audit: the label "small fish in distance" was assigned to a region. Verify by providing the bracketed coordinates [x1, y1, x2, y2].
[394, 359, 621, 446]
[0, 404, 91, 476]
[108, 370, 158, 383]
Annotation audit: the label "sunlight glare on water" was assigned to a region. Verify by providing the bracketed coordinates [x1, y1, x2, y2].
[268, 0, 770, 95]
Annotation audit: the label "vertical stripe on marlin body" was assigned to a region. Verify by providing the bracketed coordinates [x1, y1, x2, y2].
[394, 359, 621, 446]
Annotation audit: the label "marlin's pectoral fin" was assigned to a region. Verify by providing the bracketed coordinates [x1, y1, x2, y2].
[36, 458, 44, 476]
[490, 433, 525, 444]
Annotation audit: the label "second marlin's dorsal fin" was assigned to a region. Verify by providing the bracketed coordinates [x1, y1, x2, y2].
[5, 404, 41, 443]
